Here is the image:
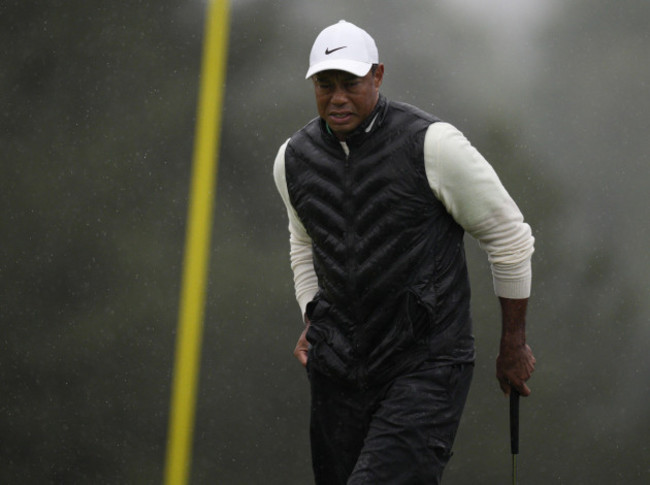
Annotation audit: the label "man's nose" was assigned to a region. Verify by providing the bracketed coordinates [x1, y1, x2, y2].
[331, 84, 348, 105]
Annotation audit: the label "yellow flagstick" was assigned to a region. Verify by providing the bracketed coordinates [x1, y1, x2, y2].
[164, 1, 230, 484]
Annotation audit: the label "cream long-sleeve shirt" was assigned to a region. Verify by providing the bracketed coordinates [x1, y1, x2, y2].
[273, 121, 535, 317]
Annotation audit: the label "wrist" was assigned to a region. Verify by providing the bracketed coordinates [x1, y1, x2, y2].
[500, 332, 526, 350]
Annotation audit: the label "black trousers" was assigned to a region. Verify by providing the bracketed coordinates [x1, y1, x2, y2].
[308, 361, 473, 485]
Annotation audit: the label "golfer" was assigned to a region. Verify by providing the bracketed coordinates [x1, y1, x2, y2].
[273, 20, 536, 484]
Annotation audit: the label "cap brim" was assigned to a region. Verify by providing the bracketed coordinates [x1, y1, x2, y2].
[305, 59, 372, 79]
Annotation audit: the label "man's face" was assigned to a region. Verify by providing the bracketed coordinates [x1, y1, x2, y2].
[312, 64, 384, 141]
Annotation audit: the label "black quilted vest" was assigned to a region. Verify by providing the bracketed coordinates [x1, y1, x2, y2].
[285, 95, 475, 387]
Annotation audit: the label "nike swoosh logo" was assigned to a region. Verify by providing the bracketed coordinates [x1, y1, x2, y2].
[325, 46, 347, 55]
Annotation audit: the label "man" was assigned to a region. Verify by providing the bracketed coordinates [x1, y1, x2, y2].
[273, 20, 536, 484]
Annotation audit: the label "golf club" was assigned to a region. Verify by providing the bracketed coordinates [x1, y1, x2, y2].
[509, 388, 520, 485]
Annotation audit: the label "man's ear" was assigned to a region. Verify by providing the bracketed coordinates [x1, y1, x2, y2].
[374, 63, 385, 88]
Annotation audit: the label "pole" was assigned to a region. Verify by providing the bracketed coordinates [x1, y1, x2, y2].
[510, 389, 520, 485]
[164, 1, 230, 484]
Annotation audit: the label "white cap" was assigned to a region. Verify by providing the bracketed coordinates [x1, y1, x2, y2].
[305, 20, 379, 79]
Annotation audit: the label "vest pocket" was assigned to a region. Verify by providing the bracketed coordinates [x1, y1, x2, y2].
[306, 324, 355, 383]
[365, 288, 431, 370]
[305, 293, 330, 323]
[305, 297, 355, 382]
[406, 283, 438, 341]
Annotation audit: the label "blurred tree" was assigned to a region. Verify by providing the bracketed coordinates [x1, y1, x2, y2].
[1, 0, 648, 484]
[1, 1, 203, 482]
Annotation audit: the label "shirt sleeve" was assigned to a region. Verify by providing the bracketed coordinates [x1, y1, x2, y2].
[423, 122, 535, 299]
[273, 140, 319, 318]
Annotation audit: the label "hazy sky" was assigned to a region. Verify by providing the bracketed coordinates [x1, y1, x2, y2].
[441, 0, 561, 37]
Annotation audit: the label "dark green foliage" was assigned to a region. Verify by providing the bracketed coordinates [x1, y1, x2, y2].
[1, 1, 648, 483]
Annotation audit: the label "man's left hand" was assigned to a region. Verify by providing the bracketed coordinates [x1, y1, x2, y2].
[496, 342, 536, 396]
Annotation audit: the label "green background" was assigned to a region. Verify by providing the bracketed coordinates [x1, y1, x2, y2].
[2, 1, 648, 483]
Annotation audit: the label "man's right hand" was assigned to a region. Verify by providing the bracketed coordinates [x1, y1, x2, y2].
[294, 324, 310, 367]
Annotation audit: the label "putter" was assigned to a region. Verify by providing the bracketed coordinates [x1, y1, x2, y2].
[509, 389, 520, 485]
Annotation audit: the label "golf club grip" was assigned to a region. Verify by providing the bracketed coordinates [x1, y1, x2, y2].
[510, 389, 520, 455]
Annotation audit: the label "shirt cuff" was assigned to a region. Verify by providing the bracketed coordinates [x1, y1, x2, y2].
[492, 271, 532, 299]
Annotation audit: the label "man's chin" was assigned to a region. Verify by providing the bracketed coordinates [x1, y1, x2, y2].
[328, 121, 357, 140]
